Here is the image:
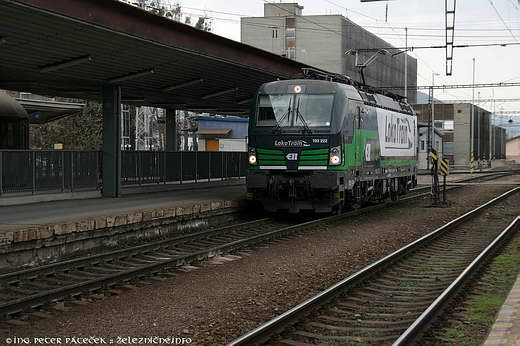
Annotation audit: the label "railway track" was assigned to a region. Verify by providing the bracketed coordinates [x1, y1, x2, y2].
[229, 187, 520, 346]
[0, 172, 512, 323]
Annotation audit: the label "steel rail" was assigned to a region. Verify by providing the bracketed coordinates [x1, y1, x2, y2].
[411, 171, 511, 193]
[394, 216, 520, 345]
[0, 172, 511, 320]
[0, 184, 442, 320]
[228, 187, 520, 346]
[0, 217, 271, 284]
[0, 196, 419, 319]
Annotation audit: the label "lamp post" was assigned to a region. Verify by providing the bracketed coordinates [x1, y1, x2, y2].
[478, 91, 481, 163]
[427, 72, 440, 171]
[404, 27, 408, 101]
[471, 58, 476, 166]
[431, 73, 441, 153]
[491, 89, 495, 162]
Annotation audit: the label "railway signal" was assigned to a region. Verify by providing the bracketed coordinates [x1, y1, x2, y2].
[440, 159, 450, 204]
[431, 149, 441, 206]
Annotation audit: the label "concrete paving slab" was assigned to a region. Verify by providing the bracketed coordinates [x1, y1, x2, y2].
[0, 184, 246, 232]
[0, 184, 246, 261]
[484, 274, 520, 345]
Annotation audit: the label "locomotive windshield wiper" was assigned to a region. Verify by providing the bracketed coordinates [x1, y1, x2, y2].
[295, 98, 312, 134]
[272, 98, 292, 134]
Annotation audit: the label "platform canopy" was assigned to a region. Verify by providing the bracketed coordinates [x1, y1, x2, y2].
[0, 0, 312, 114]
[17, 98, 85, 124]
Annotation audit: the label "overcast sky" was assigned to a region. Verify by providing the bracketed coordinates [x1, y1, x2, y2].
[167, 0, 520, 113]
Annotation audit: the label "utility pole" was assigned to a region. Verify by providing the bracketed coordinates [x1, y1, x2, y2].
[431, 73, 440, 153]
[471, 58, 476, 167]
[427, 86, 433, 171]
[491, 88, 495, 161]
[404, 27, 408, 101]
[478, 91, 481, 164]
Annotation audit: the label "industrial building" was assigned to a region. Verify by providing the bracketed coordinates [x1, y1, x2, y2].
[241, 2, 418, 102]
[506, 136, 520, 162]
[195, 116, 248, 152]
[413, 103, 507, 167]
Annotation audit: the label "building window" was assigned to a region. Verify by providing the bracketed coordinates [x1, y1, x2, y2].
[443, 142, 454, 155]
[444, 120, 454, 130]
[272, 28, 278, 39]
[420, 140, 425, 151]
[286, 47, 296, 59]
[285, 17, 296, 60]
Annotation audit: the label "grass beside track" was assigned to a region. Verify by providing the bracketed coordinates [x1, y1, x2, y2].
[424, 231, 520, 345]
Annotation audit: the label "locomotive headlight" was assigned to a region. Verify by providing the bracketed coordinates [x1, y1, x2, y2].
[248, 148, 257, 165]
[329, 146, 342, 166]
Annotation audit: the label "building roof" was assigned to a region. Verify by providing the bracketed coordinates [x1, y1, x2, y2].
[417, 122, 444, 137]
[197, 128, 232, 136]
[17, 98, 84, 124]
[415, 91, 445, 105]
[506, 135, 520, 142]
[0, 0, 313, 114]
[196, 115, 249, 123]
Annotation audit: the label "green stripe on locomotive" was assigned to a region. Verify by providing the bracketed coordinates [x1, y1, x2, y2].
[252, 128, 416, 170]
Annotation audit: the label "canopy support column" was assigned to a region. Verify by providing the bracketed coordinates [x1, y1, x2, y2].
[165, 108, 178, 152]
[102, 85, 121, 197]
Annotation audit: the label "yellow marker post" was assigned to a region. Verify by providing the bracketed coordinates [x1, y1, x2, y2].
[440, 158, 449, 203]
[439, 159, 449, 176]
[470, 153, 475, 174]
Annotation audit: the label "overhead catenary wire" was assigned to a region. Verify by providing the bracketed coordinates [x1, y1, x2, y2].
[203, 14, 520, 40]
[323, 0, 384, 22]
[317, 0, 445, 82]
[488, 0, 520, 42]
[181, 0, 518, 103]
[183, 4, 520, 32]
[175, 2, 520, 38]
[178, 2, 520, 28]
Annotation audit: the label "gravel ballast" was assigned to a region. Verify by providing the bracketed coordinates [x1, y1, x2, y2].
[0, 185, 515, 346]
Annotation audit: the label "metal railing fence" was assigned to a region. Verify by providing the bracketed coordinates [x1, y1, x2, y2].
[0, 150, 247, 195]
[121, 151, 247, 186]
[0, 150, 101, 195]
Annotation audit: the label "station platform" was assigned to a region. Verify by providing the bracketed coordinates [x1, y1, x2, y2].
[0, 183, 246, 265]
[484, 274, 520, 345]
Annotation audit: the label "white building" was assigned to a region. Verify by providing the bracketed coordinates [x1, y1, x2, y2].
[417, 123, 444, 170]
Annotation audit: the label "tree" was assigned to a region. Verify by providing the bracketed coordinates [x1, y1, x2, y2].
[30, 101, 102, 150]
[195, 16, 212, 32]
[129, 0, 212, 32]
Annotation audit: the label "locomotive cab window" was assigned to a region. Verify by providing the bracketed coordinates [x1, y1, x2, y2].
[256, 94, 334, 128]
[257, 94, 293, 127]
[293, 94, 333, 127]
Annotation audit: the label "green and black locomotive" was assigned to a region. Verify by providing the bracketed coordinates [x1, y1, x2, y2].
[246, 74, 417, 213]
